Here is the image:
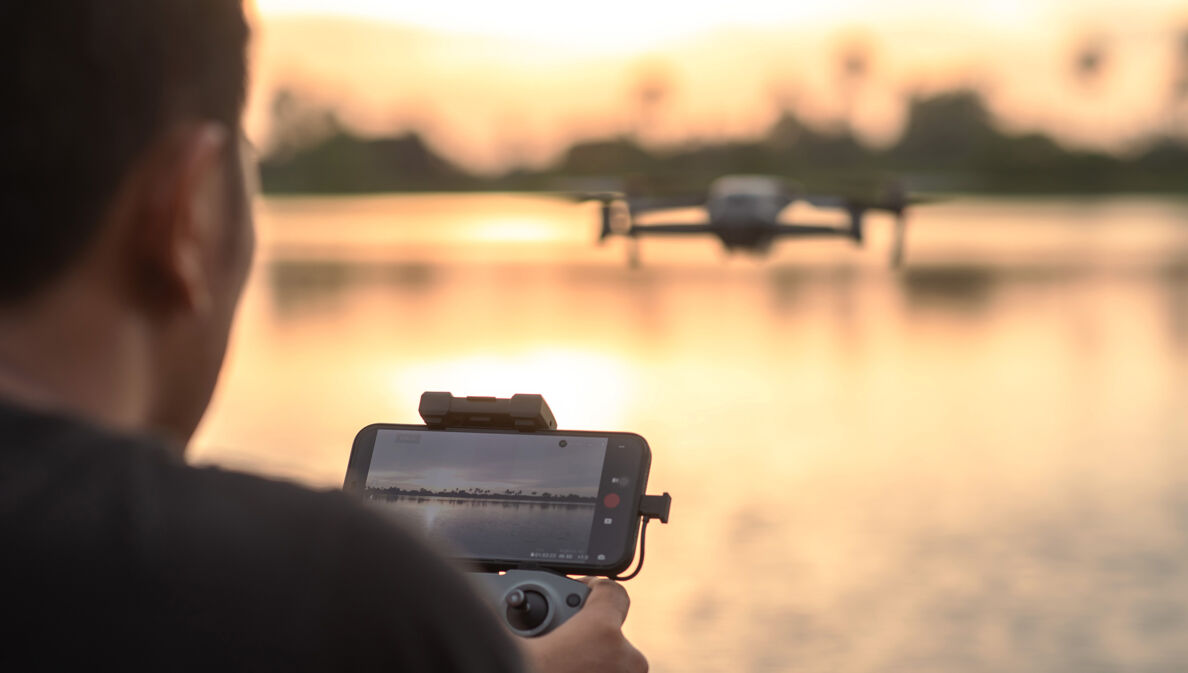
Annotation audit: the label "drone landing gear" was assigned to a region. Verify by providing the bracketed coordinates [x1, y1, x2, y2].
[890, 212, 907, 268]
[626, 238, 642, 269]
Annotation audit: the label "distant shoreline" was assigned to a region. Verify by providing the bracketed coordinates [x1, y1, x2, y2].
[259, 90, 1188, 198]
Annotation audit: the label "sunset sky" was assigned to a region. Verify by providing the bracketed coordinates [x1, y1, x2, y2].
[254, 0, 1183, 47]
[247, 1, 1188, 171]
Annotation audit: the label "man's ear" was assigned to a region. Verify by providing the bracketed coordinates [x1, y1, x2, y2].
[134, 122, 231, 316]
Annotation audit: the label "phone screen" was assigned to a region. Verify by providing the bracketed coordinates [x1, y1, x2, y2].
[346, 425, 649, 573]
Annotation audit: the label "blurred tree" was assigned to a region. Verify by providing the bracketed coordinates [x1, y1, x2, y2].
[766, 77, 802, 119]
[833, 32, 875, 134]
[1172, 27, 1188, 135]
[556, 137, 656, 176]
[628, 59, 676, 142]
[766, 112, 868, 172]
[1071, 35, 1108, 91]
[260, 88, 475, 192]
[267, 88, 342, 158]
[255, 85, 1187, 195]
[1176, 29, 1188, 100]
[260, 130, 473, 193]
[890, 90, 997, 169]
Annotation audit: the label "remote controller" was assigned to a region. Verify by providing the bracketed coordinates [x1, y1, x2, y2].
[471, 570, 591, 637]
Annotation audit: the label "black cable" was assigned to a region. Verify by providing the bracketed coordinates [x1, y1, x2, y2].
[611, 517, 651, 582]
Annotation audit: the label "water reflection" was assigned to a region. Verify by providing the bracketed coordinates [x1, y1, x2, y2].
[1159, 259, 1188, 348]
[900, 266, 999, 316]
[268, 260, 438, 319]
[195, 194, 1188, 672]
[767, 265, 862, 318]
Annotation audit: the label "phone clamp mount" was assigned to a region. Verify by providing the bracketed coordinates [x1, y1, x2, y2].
[418, 392, 671, 637]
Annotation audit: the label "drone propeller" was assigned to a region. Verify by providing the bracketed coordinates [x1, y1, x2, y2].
[799, 194, 850, 210]
[551, 191, 623, 205]
[799, 191, 940, 213]
[783, 174, 942, 213]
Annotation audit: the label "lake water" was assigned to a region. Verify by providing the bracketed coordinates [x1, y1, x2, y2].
[192, 193, 1188, 672]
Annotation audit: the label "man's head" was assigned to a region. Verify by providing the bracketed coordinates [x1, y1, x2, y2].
[0, 2, 253, 445]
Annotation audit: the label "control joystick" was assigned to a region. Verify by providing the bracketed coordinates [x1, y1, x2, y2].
[472, 570, 590, 637]
[505, 589, 549, 632]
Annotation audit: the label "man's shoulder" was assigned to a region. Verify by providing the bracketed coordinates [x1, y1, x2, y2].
[0, 400, 387, 551]
[1, 402, 415, 568]
[151, 459, 388, 555]
[151, 459, 456, 582]
[0, 402, 524, 671]
[124, 444, 525, 672]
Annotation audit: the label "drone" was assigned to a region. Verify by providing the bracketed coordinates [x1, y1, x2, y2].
[570, 174, 931, 267]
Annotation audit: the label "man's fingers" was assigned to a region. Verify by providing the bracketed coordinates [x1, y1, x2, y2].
[523, 579, 643, 673]
[578, 578, 630, 625]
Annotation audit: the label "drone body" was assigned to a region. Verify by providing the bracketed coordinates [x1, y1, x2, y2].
[581, 174, 921, 267]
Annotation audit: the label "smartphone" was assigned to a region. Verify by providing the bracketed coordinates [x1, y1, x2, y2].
[344, 424, 652, 576]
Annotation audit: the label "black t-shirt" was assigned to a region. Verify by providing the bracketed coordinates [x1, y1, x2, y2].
[0, 400, 525, 671]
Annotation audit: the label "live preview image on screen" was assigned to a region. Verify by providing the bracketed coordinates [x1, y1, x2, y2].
[365, 430, 609, 562]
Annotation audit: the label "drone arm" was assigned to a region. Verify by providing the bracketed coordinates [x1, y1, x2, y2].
[625, 223, 716, 236]
[626, 195, 707, 214]
[627, 222, 861, 238]
[772, 224, 856, 238]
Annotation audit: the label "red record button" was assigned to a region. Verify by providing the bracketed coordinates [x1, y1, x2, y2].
[603, 493, 621, 508]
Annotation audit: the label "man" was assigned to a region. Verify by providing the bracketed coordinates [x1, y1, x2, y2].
[0, 3, 647, 671]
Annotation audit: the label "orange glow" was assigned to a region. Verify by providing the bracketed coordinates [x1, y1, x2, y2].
[253, 0, 1174, 47]
[256, 0, 865, 50]
[192, 193, 1188, 669]
[246, 3, 1188, 172]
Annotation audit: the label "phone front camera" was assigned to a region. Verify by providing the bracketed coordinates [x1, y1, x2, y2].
[558, 440, 568, 448]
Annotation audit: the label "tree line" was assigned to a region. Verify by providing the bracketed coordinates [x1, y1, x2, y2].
[259, 89, 1188, 196]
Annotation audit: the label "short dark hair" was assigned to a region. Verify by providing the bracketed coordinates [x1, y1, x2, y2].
[0, 1, 250, 302]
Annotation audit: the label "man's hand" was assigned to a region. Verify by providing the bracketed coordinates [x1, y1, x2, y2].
[519, 578, 648, 673]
